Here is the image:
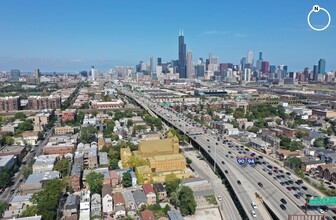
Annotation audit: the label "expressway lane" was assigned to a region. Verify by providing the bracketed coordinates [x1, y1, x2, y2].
[122, 90, 333, 219]
[183, 149, 241, 220]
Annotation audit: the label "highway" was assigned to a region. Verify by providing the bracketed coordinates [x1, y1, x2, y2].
[121, 89, 336, 219]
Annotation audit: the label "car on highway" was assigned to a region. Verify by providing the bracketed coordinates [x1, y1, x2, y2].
[251, 202, 257, 209]
[286, 172, 291, 176]
[302, 186, 308, 190]
[228, 151, 232, 154]
[217, 196, 222, 201]
[224, 170, 228, 174]
[286, 187, 292, 191]
[221, 161, 225, 165]
[258, 182, 263, 187]
[208, 150, 211, 153]
[280, 204, 287, 210]
[279, 169, 284, 173]
[294, 194, 301, 199]
[280, 198, 287, 204]
[251, 210, 257, 218]
[237, 180, 241, 185]
[316, 207, 325, 214]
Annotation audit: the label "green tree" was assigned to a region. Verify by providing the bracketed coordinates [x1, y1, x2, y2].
[14, 112, 26, 119]
[20, 205, 38, 217]
[225, 107, 234, 114]
[110, 158, 119, 170]
[22, 167, 32, 179]
[127, 119, 134, 128]
[79, 125, 97, 143]
[288, 157, 302, 169]
[86, 172, 104, 194]
[186, 157, 192, 165]
[30, 179, 65, 220]
[165, 174, 181, 197]
[18, 120, 33, 132]
[178, 186, 196, 216]
[0, 171, 10, 187]
[4, 136, 14, 145]
[122, 172, 132, 187]
[0, 201, 9, 218]
[295, 130, 309, 139]
[314, 138, 327, 148]
[275, 119, 282, 125]
[233, 108, 245, 119]
[280, 136, 291, 147]
[54, 158, 70, 177]
[129, 155, 148, 168]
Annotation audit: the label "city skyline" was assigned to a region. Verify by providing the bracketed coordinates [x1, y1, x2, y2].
[0, 0, 336, 72]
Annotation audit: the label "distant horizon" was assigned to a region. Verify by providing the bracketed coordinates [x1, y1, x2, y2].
[1, 0, 335, 72]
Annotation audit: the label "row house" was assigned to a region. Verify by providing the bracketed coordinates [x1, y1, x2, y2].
[317, 164, 336, 183]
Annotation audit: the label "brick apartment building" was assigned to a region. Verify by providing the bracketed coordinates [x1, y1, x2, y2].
[27, 96, 62, 110]
[0, 96, 21, 111]
[62, 111, 76, 123]
[54, 126, 74, 135]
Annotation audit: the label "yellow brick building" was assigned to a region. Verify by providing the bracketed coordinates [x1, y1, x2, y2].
[125, 132, 191, 183]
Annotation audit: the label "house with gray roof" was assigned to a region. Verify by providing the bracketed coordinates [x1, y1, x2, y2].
[167, 210, 184, 220]
[123, 190, 135, 211]
[91, 193, 101, 218]
[133, 190, 147, 209]
[20, 171, 60, 195]
[98, 152, 109, 166]
[64, 194, 80, 218]
[3, 194, 33, 218]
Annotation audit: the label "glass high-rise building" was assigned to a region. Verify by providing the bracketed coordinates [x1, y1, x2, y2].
[318, 59, 326, 74]
[178, 30, 187, 78]
[313, 65, 319, 81]
[10, 69, 20, 81]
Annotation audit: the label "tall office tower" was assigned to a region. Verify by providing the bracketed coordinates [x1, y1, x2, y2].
[220, 63, 228, 81]
[186, 51, 194, 79]
[283, 65, 288, 74]
[240, 57, 247, 70]
[303, 67, 310, 80]
[269, 65, 276, 74]
[150, 57, 157, 80]
[157, 57, 162, 66]
[261, 61, 270, 74]
[256, 52, 263, 71]
[318, 59, 326, 74]
[10, 69, 20, 81]
[195, 64, 205, 79]
[207, 54, 218, 72]
[313, 65, 319, 81]
[91, 66, 99, 81]
[243, 68, 251, 82]
[34, 69, 41, 79]
[247, 51, 254, 65]
[178, 30, 187, 78]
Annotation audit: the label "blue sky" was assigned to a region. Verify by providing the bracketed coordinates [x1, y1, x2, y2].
[0, 0, 335, 72]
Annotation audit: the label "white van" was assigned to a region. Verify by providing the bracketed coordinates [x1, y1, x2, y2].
[251, 202, 257, 209]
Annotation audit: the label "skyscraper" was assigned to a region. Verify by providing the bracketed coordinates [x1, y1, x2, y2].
[34, 69, 41, 79]
[150, 56, 157, 80]
[318, 59, 326, 74]
[10, 69, 20, 82]
[313, 65, 319, 81]
[91, 66, 99, 81]
[178, 30, 187, 78]
[247, 51, 254, 65]
[261, 61, 270, 74]
[186, 51, 194, 79]
[256, 52, 263, 71]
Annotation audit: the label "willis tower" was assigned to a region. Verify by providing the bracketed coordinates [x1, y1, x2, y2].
[178, 30, 187, 78]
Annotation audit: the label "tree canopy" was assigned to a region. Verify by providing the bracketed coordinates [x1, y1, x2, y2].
[79, 125, 97, 143]
[86, 172, 104, 194]
[165, 174, 181, 197]
[29, 179, 65, 220]
[178, 186, 197, 216]
[54, 158, 70, 177]
[122, 172, 132, 188]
